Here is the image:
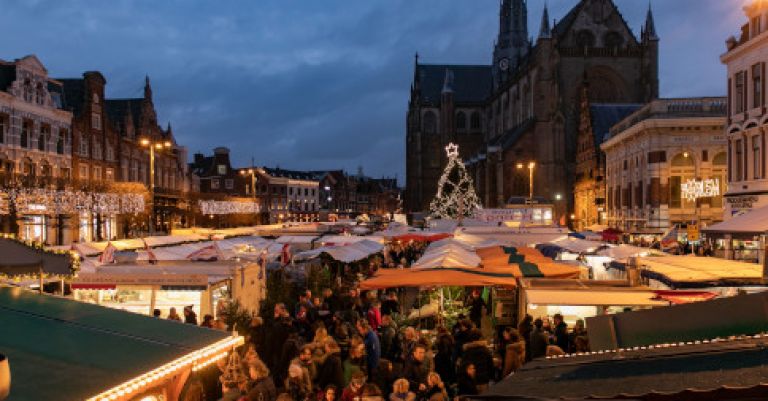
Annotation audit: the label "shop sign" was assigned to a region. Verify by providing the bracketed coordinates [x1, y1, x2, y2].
[681, 179, 720, 202]
[687, 224, 700, 241]
[726, 195, 759, 210]
[73, 273, 209, 287]
[474, 208, 552, 223]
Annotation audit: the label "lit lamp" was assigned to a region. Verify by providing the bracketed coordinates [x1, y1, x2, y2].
[516, 161, 536, 201]
[140, 138, 172, 235]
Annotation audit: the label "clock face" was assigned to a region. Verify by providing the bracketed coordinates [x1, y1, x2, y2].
[499, 58, 509, 71]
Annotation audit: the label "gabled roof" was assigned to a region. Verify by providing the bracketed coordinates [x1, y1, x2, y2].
[190, 156, 215, 176]
[56, 78, 86, 116]
[0, 286, 229, 400]
[262, 167, 318, 181]
[105, 98, 143, 130]
[589, 104, 643, 144]
[416, 64, 492, 104]
[552, 0, 637, 44]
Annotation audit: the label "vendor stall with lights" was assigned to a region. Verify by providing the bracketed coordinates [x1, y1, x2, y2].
[0, 286, 243, 401]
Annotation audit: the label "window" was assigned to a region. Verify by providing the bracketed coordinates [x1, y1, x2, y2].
[21, 121, 31, 148]
[576, 30, 596, 48]
[105, 168, 114, 181]
[91, 113, 101, 130]
[79, 134, 88, 156]
[79, 164, 89, 180]
[470, 111, 481, 129]
[35, 83, 45, 105]
[604, 32, 624, 48]
[92, 93, 100, 104]
[712, 152, 727, 208]
[0, 114, 6, 144]
[211, 178, 220, 189]
[93, 139, 102, 160]
[422, 111, 437, 134]
[754, 64, 763, 109]
[106, 144, 114, 161]
[456, 112, 467, 129]
[225, 179, 234, 190]
[57, 129, 66, 154]
[217, 164, 226, 175]
[735, 71, 746, 113]
[38, 132, 45, 151]
[93, 166, 102, 180]
[754, 136, 761, 179]
[130, 160, 139, 182]
[735, 139, 744, 181]
[669, 176, 682, 208]
[753, 16, 762, 37]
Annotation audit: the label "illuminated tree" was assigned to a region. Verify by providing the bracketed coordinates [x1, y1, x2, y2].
[429, 143, 482, 219]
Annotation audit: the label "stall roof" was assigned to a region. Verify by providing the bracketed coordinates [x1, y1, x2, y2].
[0, 238, 75, 277]
[546, 236, 606, 253]
[524, 288, 668, 307]
[275, 235, 319, 244]
[481, 335, 768, 400]
[294, 240, 383, 263]
[0, 286, 230, 401]
[703, 204, 768, 234]
[358, 267, 518, 289]
[316, 235, 385, 246]
[637, 255, 766, 288]
[75, 260, 243, 284]
[596, 244, 657, 260]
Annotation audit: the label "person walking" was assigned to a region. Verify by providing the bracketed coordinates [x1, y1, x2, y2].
[357, 319, 381, 378]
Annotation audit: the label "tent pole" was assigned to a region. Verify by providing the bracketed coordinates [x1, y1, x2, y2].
[38, 264, 43, 295]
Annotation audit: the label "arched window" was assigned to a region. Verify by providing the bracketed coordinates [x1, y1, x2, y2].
[422, 111, 437, 134]
[604, 32, 624, 48]
[23, 79, 33, 102]
[470, 111, 481, 130]
[36, 83, 45, 105]
[576, 30, 596, 48]
[20, 121, 31, 148]
[712, 152, 727, 208]
[456, 111, 467, 130]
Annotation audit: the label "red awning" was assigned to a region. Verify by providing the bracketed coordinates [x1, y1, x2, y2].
[70, 284, 117, 290]
[652, 290, 718, 305]
[392, 233, 453, 243]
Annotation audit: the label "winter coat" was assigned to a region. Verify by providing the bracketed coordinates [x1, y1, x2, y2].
[317, 351, 345, 391]
[461, 340, 494, 385]
[433, 350, 455, 384]
[456, 373, 478, 396]
[389, 392, 416, 401]
[529, 328, 549, 360]
[403, 358, 430, 391]
[502, 341, 526, 376]
[217, 389, 243, 401]
[246, 376, 276, 401]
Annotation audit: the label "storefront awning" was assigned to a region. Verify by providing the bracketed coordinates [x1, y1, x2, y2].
[525, 288, 668, 307]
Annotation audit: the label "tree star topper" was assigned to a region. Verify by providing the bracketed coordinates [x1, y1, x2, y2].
[445, 143, 459, 158]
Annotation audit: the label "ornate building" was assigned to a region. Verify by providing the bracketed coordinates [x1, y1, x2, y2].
[0, 55, 73, 244]
[722, 0, 768, 217]
[406, 0, 659, 219]
[602, 98, 727, 233]
[573, 86, 641, 230]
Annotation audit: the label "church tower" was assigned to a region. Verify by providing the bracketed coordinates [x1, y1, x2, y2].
[493, 0, 529, 89]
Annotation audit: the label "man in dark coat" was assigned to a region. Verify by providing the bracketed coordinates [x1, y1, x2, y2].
[529, 318, 549, 359]
[403, 344, 430, 392]
[553, 313, 569, 352]
[317, 340, 345, 391]
[466, 289, 486, 329]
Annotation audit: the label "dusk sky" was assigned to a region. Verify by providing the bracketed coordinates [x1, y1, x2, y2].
[0, 0, 747, 182]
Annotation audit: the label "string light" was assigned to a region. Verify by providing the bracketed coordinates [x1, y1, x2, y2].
[0, 188, 145, 215]
[0, 233, 80, 278]
[429, 143, 482, 219]
[199, 200, 260, 215]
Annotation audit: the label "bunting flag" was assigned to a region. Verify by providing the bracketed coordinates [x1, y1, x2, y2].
[142, 238, 158, 264]
[99, 242, 117, 264]
[660, 225, 679, 250]
[280, 244, 292, 267]
[257, 250, 267, 279]
[186, 243, 222, 262]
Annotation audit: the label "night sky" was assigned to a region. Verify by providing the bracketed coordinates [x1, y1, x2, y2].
[0, 0, 746, 182]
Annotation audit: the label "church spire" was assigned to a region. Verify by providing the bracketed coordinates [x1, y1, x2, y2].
[538, 2, 551, 39]
[144, 75, 153, 100]
[644, 2, 658, 41]
[493, 0, 529, 88]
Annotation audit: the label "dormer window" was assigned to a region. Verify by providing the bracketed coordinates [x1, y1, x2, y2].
[753, 15, 762, 38]
[91, 113, 101, 130]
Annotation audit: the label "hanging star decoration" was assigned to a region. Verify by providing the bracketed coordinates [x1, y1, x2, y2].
[429, 143, 482, 219]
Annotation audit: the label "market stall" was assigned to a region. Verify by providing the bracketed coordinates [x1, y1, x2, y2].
[702, 206, 768, 261]
[0, 286, 242, 401]
[0, 237, 79, 293]
[71, 260, 264, 318]
[294, 239, 384, 264]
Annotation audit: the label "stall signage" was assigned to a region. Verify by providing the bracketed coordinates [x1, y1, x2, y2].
[681, 179, 720, 202]
[73, 273, 209, 287]
[687, 224, 700, 241]
[726, 195, 759, 210]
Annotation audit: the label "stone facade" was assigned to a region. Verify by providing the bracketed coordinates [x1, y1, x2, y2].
[601, 98, 727, 233]
[0, 55, 73, 244]
[722, 0, 768, 218]
[406, 0, 659, 220]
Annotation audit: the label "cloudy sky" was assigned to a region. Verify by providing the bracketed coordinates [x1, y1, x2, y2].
[0, 0, 748, 182]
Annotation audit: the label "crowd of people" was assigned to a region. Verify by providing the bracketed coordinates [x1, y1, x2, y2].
[210, 285, 590, 401]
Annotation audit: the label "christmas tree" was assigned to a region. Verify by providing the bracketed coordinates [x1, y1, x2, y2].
[429, 143, 482, 219]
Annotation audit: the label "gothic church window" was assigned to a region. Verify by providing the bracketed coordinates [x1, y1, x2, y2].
[604, 32, 623, 48]
[456, 112, 466, 129]
[423, 111, 437, 134]
[576, 30, 596, 48]
[470, 112, 481, 130]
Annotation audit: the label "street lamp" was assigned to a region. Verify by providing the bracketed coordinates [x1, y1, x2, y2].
[140, 138, 171, 235]
[516, 161, 536, 201]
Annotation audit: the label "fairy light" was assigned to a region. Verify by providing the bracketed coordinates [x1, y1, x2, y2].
[199, 200, 260, 215]
[429, 142, 482, 219]
[86, 335, 243, 401]
[0, 188, 145, 216]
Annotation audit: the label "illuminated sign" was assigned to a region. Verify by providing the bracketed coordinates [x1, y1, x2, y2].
[681, 178, 720, 202]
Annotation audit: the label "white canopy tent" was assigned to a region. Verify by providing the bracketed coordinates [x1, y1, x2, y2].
[596, 244, 656, 260]
[703, 205, 768, 234]
[547, 236, 605, 254]
[294, 240, 384, 263]
[412, 241, 481, 269]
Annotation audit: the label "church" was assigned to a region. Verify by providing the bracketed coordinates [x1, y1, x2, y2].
[405, 0, 659, 222]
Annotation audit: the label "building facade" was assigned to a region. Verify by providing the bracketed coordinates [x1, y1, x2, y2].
[722, 0, 768, 218]
[0, 55, 73, 244]
[573, 86, 642, 231]
[406, 0, 659, 220]
[259, 167, 319, 223]
[601, 98, 727, 234]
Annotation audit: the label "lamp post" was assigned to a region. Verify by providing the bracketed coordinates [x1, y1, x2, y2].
[140, 138, 171, 235]
[516, 161, 536, 201]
